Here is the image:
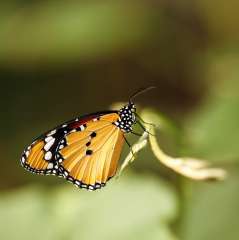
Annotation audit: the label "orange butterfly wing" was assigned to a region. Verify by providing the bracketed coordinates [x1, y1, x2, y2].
[21, 128, 62, 175]
[21, 140, 48, 173]
[58, 113, 125, 190]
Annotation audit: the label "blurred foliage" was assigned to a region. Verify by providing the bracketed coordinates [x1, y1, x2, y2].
[181, 174, 239, 240]
[179, 52, 239, 240]
[0, 174, 178, 240]
[0, 1, 154, 65]
[0, 0, 239, 240]
[185, 52, 239, 161]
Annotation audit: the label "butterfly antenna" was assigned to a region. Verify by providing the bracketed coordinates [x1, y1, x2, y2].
[136, 120, 157, 136]
[129, 86, 156, 102]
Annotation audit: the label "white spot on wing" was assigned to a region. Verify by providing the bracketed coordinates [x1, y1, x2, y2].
[47, 162, 54, 169]
[75, 180, 80, 186]
[45, 136, 53, 143]
[21, 156, 25, 163]
[47, 129, 56, 136]
[44, 138, 55, 151]
[44, 151, 52, 161]
[80, 125, 85, 131]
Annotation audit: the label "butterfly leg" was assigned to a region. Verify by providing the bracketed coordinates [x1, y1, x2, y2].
[135, 112, 157, 127]
[131, 132, 143, 137]
[137, 120, 156, 136]
[123, 135, 136, 159]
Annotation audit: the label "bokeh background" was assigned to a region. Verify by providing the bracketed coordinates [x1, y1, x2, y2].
[1, 1, 239, 239]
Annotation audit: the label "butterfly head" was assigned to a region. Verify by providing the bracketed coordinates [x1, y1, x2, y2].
[116, 102, 136, 132]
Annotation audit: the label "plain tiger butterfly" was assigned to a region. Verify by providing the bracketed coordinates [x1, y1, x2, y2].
[20, 87, 155, 191]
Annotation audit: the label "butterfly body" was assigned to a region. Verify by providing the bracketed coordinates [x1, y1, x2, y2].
[20, 103, 137, 190]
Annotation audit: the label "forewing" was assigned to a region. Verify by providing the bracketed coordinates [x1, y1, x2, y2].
[20, 127, 68, 175]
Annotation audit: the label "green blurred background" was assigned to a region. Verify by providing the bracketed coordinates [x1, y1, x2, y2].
[1, 1, 239, 239]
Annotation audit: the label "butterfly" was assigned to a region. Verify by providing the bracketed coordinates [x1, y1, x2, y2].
[20, 87, 154, 191]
